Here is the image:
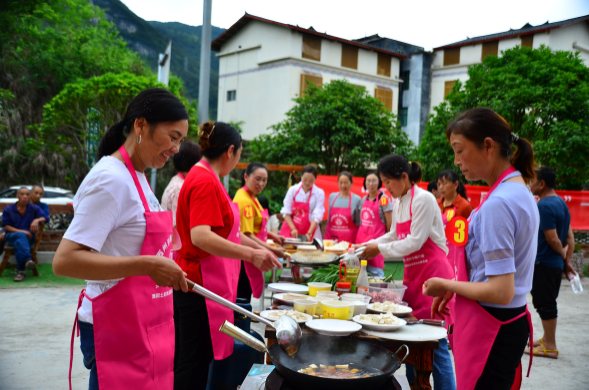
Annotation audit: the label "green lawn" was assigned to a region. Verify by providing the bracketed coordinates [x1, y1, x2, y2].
[264, 262, 405, 283]
[0, 264, 86, 289]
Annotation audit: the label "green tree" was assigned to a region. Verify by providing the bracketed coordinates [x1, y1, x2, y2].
[33, 72, 198, 188]
[418, 46, 589, 189]
[247, 79, 414, 176]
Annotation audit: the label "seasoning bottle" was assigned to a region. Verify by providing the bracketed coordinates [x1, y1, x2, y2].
[356, 260, 370, 295]
[335, 282, 351, 296]
[341, 245, 361, 293]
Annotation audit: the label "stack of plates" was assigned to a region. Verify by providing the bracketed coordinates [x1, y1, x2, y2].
[305, 319, 362, 336]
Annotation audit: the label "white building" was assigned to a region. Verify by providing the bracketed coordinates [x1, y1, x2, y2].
[430, 14, 589, 113]
[212, 14, 408, 140]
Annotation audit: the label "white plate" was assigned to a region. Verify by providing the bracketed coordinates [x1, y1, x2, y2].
[367, 303, 413, 316]
[362, 323, 448, 341]
[268, 283, 309, 294]
[353, 315, 406, 331]
[305, 319, 362, 336]
[272, 293, 310, 305]
[260, 310, 312, 324]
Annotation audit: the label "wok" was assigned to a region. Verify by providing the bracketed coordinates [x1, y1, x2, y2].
[221, 322, 408, 390]
[287, 247, 365, 266]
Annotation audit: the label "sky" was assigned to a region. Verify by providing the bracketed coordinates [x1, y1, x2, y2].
[119, 0, 589, 51]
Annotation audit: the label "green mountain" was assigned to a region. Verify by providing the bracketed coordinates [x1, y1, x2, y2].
[91, 0, 225, 118]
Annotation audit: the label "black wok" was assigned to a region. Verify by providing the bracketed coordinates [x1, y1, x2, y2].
[220, 322, 408, 390]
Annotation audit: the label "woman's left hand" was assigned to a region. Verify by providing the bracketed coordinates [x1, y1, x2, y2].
[422, 277, 449, 297]
[272, 246, 286, 258]
[275, 235, 286, 245]
[358, 242, 379, 259]
[431, 291, 453, 320]
[305, 232, 313, 242]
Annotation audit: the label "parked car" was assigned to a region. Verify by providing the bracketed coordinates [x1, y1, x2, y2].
[0, 185, 74, 230]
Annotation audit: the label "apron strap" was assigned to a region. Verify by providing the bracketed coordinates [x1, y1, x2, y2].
[69, 289, 87, 390]
[178, 172, 186, 180]
[118, 146, 150, 213]
[469, 166, 517, 220]
[294, 184, 313, 204]
[330, 193, 340, 210]
[409, 185, 415, 219]
[242, 186, 263, 213]
[197, 160, 233, 203]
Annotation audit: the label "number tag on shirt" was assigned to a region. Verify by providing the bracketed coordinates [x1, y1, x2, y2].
[445, 216, 469, 247]
[244, 205, 254, 219]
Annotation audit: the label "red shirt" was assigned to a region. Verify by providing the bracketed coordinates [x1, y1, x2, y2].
[176, 165, 234, 285]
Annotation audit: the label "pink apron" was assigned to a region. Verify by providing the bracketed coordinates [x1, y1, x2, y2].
[441, 206, 458, 339]
[324, 194, 359, 243]
[356, 195, 387, 269]
[69, 146, 175, 390]
[451, 166, 533, 390]
[280, 185, 313, 238]
[171, 172, 186, 262]
[241, 186, 267, 299]
[193, 160, 241, 360]
[397, 185, 454, 323]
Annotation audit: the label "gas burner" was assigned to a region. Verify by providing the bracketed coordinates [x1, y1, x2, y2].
[263, 370, 402, 390]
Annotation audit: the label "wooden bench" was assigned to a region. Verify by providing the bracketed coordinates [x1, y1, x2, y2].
[0, 223, 45, 276]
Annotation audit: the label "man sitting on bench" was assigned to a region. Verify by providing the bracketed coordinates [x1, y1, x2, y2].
[3, 187, 47, 282]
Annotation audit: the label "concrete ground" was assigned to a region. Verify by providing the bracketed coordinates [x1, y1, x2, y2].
[0, 281, 587, 389]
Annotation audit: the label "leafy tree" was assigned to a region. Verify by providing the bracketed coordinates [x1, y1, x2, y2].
[248, 79, 414, 176]
[32, 72, 198, 189]
[418, 46, 589, 189]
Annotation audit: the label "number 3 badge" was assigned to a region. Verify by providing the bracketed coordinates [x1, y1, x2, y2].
[445, 216, 469, 247]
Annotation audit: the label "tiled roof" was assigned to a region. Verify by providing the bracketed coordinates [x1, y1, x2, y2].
[434, 14, 589, 50]
[211, 13, 409, 59]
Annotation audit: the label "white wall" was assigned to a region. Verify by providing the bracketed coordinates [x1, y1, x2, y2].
[460, 44, 482, 64]
[550, 23, 589, 65]
[533, 32, 550, 48]
[498, 37, 520, 53]
[429, 71, 469, 112]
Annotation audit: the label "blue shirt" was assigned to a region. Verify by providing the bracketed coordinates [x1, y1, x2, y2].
[1, 203, 46, 232]
[465, 172, 540, 308]
[36, 202, 50, 222]
[536, 196, 570, 270]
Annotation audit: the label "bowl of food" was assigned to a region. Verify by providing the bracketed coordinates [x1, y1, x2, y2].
[321, 300, 353, 320]
[367, 285, 407, 304]
[260, 309, 313, 324]
[353, 313, 406, 331]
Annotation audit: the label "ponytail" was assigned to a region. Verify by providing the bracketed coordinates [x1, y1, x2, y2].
[97, 88, 189, 160]
[377, 154, 422, 184]
[198, 121, 242, 160]
[446, 107, 537, 184]
[457, 182, 468, 200]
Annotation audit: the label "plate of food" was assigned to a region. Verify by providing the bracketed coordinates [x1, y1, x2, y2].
[273, 292, 311, 305]
[368, 301, 413, 316]
[305, 319, 362, 336]
[260, 310, 313, 324]
[353, 314, 406, 331]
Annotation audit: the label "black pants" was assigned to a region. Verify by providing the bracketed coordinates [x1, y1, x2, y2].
[236, 260, 252, 302]
[475, 305, 529, 390]
[530, 263, 562, 320]
[173, 290, 214, 390]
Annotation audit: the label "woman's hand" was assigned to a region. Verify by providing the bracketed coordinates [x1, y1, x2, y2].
[275, 235, 286, 245]
[271, 246, 287, 258]
[290, 228, 299, 238]
[251, 249, 282, 272]
[422, 277, 449, 297]
[305, 232, 313, 242]
[356, 242, 379, 259]
[431, 291, 453, 320]
[147, 256, 189, 292]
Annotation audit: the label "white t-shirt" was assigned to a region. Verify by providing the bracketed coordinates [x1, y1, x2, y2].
[64, 156, 162, 323]
[369, 185, 448, 258]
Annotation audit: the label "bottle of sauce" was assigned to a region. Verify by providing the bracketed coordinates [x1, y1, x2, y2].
[341, 245, 360, 293]
[356, 260, 370, 295]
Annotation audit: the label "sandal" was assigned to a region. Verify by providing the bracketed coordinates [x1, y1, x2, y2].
[524, 342, 559, 359]
[14, 272, 26, 282]
[25, 260, 38, 276]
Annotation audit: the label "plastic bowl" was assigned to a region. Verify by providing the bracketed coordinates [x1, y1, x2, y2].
[308, 282, 332, 297]
[367, 285, 407, 303]
[293, 299, 318, 316]
[316, 290, 339, 298]
[308, 296, 329, 315]
[321, 300, 353, 321]
[341, 293, 371, 316]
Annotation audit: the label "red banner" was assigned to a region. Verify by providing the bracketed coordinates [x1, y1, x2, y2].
[314, 175, 589, 230]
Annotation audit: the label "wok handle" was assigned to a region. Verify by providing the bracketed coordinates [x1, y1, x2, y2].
[395, 344, 409, 365]
[186, 279, 275, 328]
[422, 319, 446, 327]
[220, 320, 268, 353]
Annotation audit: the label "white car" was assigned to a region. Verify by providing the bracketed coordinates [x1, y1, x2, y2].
[0, 185, 75, 230]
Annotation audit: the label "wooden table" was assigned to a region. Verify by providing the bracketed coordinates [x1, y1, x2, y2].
[263, 319, 439, 390]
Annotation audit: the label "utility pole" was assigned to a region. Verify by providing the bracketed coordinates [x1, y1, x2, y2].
[151, 40, 172, 191]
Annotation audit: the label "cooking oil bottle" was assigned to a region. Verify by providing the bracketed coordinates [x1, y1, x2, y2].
[341, 245, 361, 293]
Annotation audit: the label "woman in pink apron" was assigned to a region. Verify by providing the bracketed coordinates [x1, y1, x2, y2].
[325, 171, 361, 243]
[233, 162, 286, 301]
[174, 121, 281, 390]
[355, 171, 394, 277]
[423, 108, 539, 390]
[280, 164, 325, 241]
[52, 89, 190, 390]
[358, 155, 456, 390]
[161, 142, 202, 261]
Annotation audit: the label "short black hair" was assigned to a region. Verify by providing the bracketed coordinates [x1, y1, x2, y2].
[32, 184, 44, 192]
[536, 166, 556, 189]
[427, 181, 437, 192]
[302, 164, 317, 178]
[258, 196, 269, 210]
[173, 142, 202, 173]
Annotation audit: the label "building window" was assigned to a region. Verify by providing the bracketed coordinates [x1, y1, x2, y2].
[300, 74, 323, 96]
[401, 71, 410, 90]
[399, 108, 408, 127]
[377, 53, 391, 77]
[443, 47, 460, 66]
[375, 87, 393, 111]
[521, 35, 533, 48]
[444, 80, 456, 100]
[341, 45, 358, 69]
[481, 41, 499, 60]
[302, 34, 321, 61]
[227, 90, 236, 102]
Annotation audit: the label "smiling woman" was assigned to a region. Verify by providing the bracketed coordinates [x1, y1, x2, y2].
[53, 88, 190, 390]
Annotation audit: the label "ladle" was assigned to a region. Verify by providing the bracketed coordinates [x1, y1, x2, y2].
[185, 279, 302, 356]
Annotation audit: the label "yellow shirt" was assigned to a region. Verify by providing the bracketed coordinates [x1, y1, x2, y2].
[233, 188, 263, 235]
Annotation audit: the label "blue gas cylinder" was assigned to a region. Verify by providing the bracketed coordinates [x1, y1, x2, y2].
[206, 298, 265, 390]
